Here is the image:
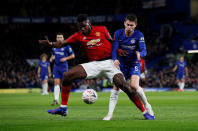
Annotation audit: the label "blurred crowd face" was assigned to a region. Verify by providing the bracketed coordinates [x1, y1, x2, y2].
[56, 34, 64, 42]
[124, 20, 137, 33]
[77, 20, 91, 34]
[180, 56, 184, 62]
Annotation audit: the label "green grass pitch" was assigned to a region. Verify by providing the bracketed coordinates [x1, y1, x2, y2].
[0, 91, 198, 131]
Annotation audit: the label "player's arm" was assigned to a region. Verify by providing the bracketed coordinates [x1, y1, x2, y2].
[50, 55, 55, 62]
[60, 54, 75, 62]
[48, 65, 52, 77]
[112, 32, 120, 68]
[185, 67, 189, 77]
[136, 33, 147, 60]
[172, 65, 178, 72]
[37, 67, 41, 78]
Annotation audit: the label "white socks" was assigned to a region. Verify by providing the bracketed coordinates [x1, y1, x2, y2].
[54, 85, 60, 101]
[178, 82, 185, 90]
[136, 86, 149, 107]
[107, 89, 119, 115]
[42, 83, 48, 94]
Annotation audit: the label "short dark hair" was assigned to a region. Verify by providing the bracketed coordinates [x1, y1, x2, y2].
[57, 33, 63, 36]
[125, 14, 137, 23]
[77, 14, 88, 23]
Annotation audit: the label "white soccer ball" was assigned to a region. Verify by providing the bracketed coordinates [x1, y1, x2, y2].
[82, 89, 98, 104]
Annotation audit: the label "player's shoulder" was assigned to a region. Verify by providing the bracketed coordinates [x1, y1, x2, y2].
[134, 29, 144, 36]
[115, 28, 124, 36]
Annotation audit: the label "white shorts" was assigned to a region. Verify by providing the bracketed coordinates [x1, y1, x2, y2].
[81, 59, 122, 82]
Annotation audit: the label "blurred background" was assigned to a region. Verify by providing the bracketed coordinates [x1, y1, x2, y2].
[0, 0, 198, 92]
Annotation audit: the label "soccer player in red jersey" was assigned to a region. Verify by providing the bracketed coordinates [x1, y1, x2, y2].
[39, 14, 151, 119]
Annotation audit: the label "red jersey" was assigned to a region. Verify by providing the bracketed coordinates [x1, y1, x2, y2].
[140, 59, 146, 73]
[66, 26, 112, 61]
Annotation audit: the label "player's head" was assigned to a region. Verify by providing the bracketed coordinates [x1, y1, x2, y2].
[56, 33, 64, 42]
[77, 14, 91, 34]
[179, 56, 184, 62]
[124, 14, 137, 33]
[40, 53, 48, 62]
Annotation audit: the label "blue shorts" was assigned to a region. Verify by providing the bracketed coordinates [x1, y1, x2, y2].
[40, 74, 48, 81]
[177, 74, 185, 80]
[53, 65, 68, 79]
[120, 62, 140, 80]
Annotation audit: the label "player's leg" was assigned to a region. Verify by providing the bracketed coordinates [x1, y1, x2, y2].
[112, 73, 147, 114]
[179, 79, 185, 92]
[48, 65, 87, 116]
[52, 78, 60, 105]
[130, 75, 154, 119]
[103, 85, 120, 120]
[42, 78, 48, 95]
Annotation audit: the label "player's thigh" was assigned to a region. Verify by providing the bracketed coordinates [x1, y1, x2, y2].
[81, 60, 111, 79]
[104, 60, 122, 82]
[63, 65, 87, 80]
[54, 78, 61, 85]
[130, 75, 140, 90]
[42, 79, 48, 84]
[129, 63, 140, 89]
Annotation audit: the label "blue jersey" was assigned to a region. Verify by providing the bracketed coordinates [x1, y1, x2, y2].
[52, 45, 74, 67]
[112, 29, 147, 79]
[52, 45, 74, 79]
[39, 61, 50, 75]
[112, 29, 147, 64]
[176, 61, 187, 79]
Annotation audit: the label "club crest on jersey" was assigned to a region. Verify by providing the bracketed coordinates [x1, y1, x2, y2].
[61, 48, 64, 51]
[95, 32, 100, 37]
[131, 39, 136, 44]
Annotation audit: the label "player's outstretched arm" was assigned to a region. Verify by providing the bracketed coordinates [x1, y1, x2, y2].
[39, 36, 68, 48]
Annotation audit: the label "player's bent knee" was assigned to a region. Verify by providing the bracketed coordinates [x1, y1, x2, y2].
[62, 72, 73, 86]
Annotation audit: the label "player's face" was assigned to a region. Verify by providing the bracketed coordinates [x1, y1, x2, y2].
[180, 56, 184, 62]
[56, 35, 64, 42]
[124, 20, 137, 33]
[42, 56, 47, 62]
[77, 20, 91, 34]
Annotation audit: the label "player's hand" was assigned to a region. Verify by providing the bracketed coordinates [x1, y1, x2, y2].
[48, 73, 52, 77]
[53, 41, 63, 48]
[113, 60, 120, 68]
[39, 36, 51, 45]
[136, 51, 140, 60]
[118, 49, 128, 56]
[60, 57, 67, 62]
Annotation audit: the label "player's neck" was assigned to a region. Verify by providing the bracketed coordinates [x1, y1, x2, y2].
[125, 30, 134, 37]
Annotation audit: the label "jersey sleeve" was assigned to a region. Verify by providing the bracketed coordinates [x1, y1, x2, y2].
[103, 26, 111, 40]
[66, 32, 79, 43]
[112, 31, 120, 61]
[38, 61, 41, 67]
[47, 61, 50, 67]
[138, 32, 147, 57]
[66, 45, 74, 55]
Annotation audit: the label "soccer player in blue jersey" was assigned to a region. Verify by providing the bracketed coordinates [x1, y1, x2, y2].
[37, 53, 51, 95]
[50, 33, 75, 105]
[103, 14, 154, 120]
[173, 56, 188, 92]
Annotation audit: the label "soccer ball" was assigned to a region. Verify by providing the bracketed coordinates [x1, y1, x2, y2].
[82, 89, 98, 104]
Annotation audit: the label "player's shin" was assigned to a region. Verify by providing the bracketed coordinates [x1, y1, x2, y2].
[61, 85, 71, 107]
[136, 86, 149, 106]
[108, 89, 119, 115]
[54, 85, 60, 101]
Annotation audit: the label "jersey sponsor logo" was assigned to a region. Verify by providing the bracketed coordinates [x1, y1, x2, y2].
[55, 52, 64, 56]
[120, 45, 135, 50]
[87, 39, 102, 48]
[41, 63, 48, 67]
[95, 32, 100, 37]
